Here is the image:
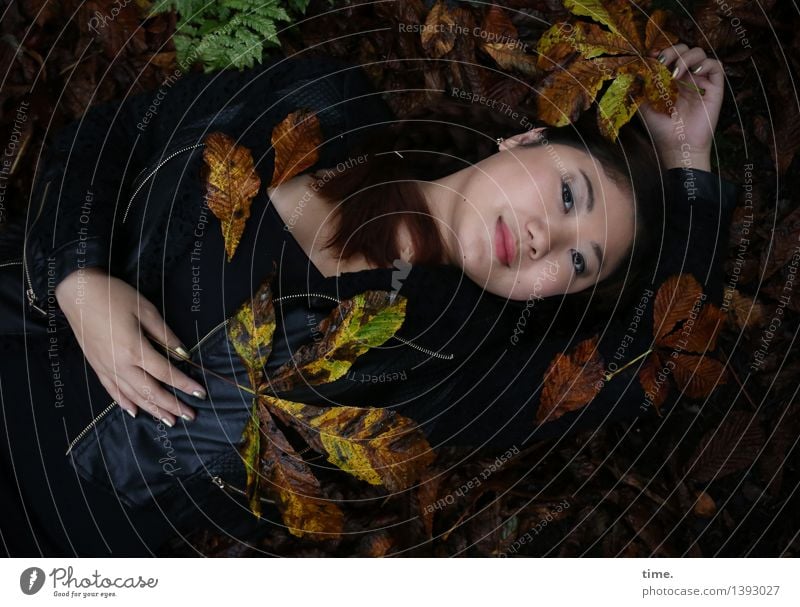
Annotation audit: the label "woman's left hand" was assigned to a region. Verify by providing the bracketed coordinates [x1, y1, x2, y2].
[637, 44, 726, 171]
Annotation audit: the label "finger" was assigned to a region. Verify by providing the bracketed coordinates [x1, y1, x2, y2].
[136, 302, 191, 360]
[140, 344, 204, 409]
[125, 375, 179, 427]
[116, 392, 140, 419]
[97, 375, 138, 419]
[652, 43, 690, 65]
[669, 47, 708, 80]
[689, 58, 725, 89]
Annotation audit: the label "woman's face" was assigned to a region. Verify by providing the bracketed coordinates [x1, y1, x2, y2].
[441, 141, 636, 302]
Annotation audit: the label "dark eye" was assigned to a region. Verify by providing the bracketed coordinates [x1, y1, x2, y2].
[561, 177, 574, 213]
[562, 178, 585, 275]
[571, 250, 586, 275]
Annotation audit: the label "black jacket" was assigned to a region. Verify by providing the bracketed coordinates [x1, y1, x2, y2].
[0, 54, 739, 526]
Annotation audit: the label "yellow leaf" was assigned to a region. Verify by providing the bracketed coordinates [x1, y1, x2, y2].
[597, 68, 643, 140]
[269, 290, 408, 392]
[202, 132, 262, 262]
[265, 395, 436, 491]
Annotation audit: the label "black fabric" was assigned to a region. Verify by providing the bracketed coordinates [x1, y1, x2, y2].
[0, 51, 740, 554]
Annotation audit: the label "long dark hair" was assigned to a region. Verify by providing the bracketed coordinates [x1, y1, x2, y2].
[312, 95, 664, 335]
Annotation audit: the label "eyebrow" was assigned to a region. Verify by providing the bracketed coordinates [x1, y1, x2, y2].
[579, 168, 604, 276]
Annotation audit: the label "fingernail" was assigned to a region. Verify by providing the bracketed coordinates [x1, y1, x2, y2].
[191, 389, 207, 400]
[161, 417, 174, 428]
[175, 346, 191, 359]
[657, 53, 666, 64]
[126, 409, 137, 419]
[672, 66, 680, 78]
[691, 64, 703, 74]
[181, 413, 194, 422]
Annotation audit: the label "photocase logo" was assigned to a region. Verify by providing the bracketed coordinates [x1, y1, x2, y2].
[389, 243, 413, 303]
[19, 567, 45, 595]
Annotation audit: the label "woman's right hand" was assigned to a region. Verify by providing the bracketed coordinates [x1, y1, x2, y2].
[55, 267, 206, 426]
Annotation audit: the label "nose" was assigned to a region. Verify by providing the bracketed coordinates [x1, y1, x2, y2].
[526, 215, 554, 261]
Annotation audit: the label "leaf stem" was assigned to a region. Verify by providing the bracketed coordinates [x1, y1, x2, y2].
[676, 79, 705, 95]
[604, 347, 653, 382]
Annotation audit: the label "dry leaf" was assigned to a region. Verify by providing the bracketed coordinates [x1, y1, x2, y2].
[538, 335, 605, 423]
[268, 290, 408, 393]
[270, 108, 322, 187]
[202, 131, 262, 261]
[535, 0, 680, 139]
[266, 394, 436, 491]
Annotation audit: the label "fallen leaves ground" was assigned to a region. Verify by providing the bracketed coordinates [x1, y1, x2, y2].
[1, 0, 798, 556]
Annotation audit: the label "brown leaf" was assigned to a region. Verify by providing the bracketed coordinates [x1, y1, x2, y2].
[537, 335, 605, 423]
[270, 108, 322, 188]
[653, 274, 704, 341]
[481, 42, 539, 77]
[725, 289, 765, 330]
[266, 395, 436, 492]
[660, 302, 726, 353]
[671, 352, 727, 399]
[417, 471, 443, 538]
[421, 0, 458, 58]
[202, 132, 262, 261]
[759, 205, 800, 281]
[693, 490, 717, 517]
[250, 402, 345, 539]
[638, 352, 669, 416]
[686, 410, 765, 483]
[535, 1, 679, 139]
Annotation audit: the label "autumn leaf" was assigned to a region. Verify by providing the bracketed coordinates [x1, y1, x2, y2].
[270, 108, 322, 188]
[239, 400, 344, 538]
[227, 265, 278, 384]
[227, 275, 423, 539]
[421, 0, 458, 58]
[638, 274, 728, 414]
[535, 0, 680, 140]
[478, 5, 539, 77]
[537, 335, 605, 423]
[266, 394, 436, 491]
[202, 131, 262, 261]
[267, 290, 408, 393]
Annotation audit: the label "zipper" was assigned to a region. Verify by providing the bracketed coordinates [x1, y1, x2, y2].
[64, 315, 232, 456]
[122, 143, 206, 224]
[273, 292, 454, 360]
[22, 180, 51, 317]
[210, 475, 276, 506]
[64, 288, 452, 455]
[0, 259, 22, 269]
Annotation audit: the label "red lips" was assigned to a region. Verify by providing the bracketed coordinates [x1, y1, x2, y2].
[495, 217, 515, 267]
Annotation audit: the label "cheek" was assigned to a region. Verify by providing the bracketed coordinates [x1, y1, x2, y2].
[508, 259, 567, 300]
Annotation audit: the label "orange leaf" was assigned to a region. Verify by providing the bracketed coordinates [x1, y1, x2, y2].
[202, 132, 262, 261]
[535, 1, 680, 139]
[536, 57, 631, 127]
[270, 109, 322, 188]
[661, 302, 726, 353]
[421, 0, 458, 58]
[638, 352, 669, 416]
[537, 335, 605, 423]
[672, 353, 727, 399]
[644, 9, 678, 55]
[653, 274, 704, 342]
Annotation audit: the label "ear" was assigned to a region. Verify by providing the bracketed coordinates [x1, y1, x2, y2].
[498, 126, 547, 151]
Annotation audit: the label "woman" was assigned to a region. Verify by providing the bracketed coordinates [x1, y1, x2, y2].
[0, 45, 737, 556]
